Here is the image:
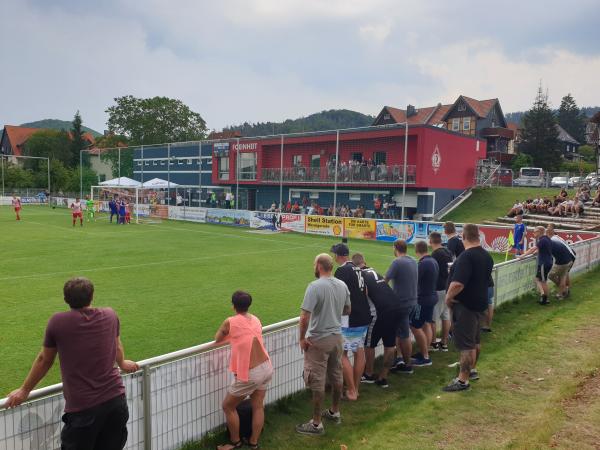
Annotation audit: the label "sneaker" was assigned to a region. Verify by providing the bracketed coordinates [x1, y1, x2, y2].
[375, 378, 389, 388]
[442, 378, 470, 392]
[440, 343, 449, 352]
[564, 288, 571, 298]
[296, 420, 324, 435]
[429, 342, 440, 352]
[469, 369, 480, 381]
[411, 352, 424, 360]
[391, 363, 414, 374]
[481, 327, 492, 333]
[539, 297, 550, 306]
[412, 356, 433, 367]
[321, 409, 341, 424]
[360, 373, 376, 384]
[393, 357, 404, 367]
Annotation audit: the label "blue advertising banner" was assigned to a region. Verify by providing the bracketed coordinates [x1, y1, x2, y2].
[376, 221, 417, 242]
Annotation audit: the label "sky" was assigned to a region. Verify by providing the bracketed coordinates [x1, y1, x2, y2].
[1, 0, 600, 133]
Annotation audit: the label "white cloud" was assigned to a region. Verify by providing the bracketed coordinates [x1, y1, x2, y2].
[359, 22, 392, 44]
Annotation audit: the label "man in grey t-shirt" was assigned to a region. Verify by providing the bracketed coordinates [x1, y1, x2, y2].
[384, 239, 417, 374]
[297, 254, 351, 436]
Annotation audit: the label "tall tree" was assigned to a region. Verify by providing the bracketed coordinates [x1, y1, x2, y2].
[70, 111, 89, 166]
[557, 94, 586, 143]
[105, 95, 208, 145]
[24, 130, 73, 167]
[519, 85, 562, 171]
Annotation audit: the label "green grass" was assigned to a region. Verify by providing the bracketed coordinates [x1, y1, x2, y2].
[192, 267, 600, 450]
[444, 186, 568, 224]
[0, 206, 507, 396]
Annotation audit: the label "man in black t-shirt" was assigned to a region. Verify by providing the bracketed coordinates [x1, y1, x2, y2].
[520, 226, 554, 305]
[443, 224, 494, 392]
[429, 232, 453, 351]
[444, 221, 465, 259]
[352, 253, 402, 388]
[331, 243, 371, 400]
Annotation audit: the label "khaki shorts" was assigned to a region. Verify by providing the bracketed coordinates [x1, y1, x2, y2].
[303, 334, 343, 392]
[433, 290, 450, 321]
[228, 360, 273, 397]
[548, 261, 573, 285]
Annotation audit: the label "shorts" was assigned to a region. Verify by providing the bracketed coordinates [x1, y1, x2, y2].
[14, 207, 21, 212]
[341, 325, 369, 352]
[395, 306, 411, 339]
[303, 334, 343, 392]
[228, 360, 273, 397]
[72, 212, 82, 218]
[512, 243, 524, 251]
[410, 303, 434, 329]
[487, 286, 495, 306]
[432, 291, 450, 322]
[548, 261, 573, 285]
[451, 303, 485, 351]
[365, 310, 401, 348]
[536, 263, 553, 282]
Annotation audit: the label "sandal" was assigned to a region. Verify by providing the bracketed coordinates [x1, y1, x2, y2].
[216, 440, 243, 450]
[247, 443, 260, 449]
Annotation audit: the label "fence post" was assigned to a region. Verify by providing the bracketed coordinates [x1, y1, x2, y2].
[143, 366, 153, 450]
[493, 266, 499, 307]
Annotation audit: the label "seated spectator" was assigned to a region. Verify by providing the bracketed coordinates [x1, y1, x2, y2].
[507, 200, 524, 217]
[559, 188, 568, 199]
[593, 187, 600, 207]
[215, 291, 273, 450]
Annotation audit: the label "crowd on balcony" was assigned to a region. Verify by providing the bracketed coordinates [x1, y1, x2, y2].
[264, 195, 401, 219]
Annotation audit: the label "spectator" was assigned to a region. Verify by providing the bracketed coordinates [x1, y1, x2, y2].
[513, 215, 526, 256]
[546, 224, 576, 299]
[443, 224, 494, 392]
[384, 239, 417, 374]
[444, 221, 465, 258]
[214, 291, 273, 450]
[6, 277, 139, 449]
[296, 254, 351, 436]
[331, 243, 371, 401]
[374, 197, 382, 218]
[520, 226, 553, 305]
[412, 240, 438, 366]
[429, 232, 453, 352]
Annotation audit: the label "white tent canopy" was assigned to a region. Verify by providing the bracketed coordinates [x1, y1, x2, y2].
[141, 178, 180, 188]
[99, 176, 142, 187]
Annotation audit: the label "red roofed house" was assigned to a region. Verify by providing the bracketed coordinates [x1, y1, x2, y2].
[373, 95, 515, 164]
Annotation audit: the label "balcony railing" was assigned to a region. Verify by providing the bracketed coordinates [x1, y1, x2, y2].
[260, 165, 416, 184]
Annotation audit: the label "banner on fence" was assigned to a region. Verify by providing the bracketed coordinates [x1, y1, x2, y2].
[376, 220, 416, 242]
[205, 208, 252, 226]
[343, 218, 377, 240]
[250, 212, 305, 232]
[305, 215, 343, 236]
[169, 206, 207, 223]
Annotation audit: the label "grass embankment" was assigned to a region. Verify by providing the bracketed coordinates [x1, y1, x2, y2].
[191, 267, 600, 450]
[444, 187, 563, 224]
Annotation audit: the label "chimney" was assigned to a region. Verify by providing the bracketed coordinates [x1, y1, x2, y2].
[406, 104, 417, 118]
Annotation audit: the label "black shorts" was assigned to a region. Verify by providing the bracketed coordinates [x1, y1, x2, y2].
[452, 303, 485, 351]
[536, 263, 553, 282]
[365, 310, 400, 348]
[61, 394, 128, 450]
[409, 304, 435, 329]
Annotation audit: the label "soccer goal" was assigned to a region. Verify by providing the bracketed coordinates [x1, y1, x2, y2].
[91, 186, 168, 224]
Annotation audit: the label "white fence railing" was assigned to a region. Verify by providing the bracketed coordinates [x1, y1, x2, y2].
[1, 216, 600, 450]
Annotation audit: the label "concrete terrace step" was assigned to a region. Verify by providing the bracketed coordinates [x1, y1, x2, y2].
[496, 216, 589, 231]
[526, 213, 600, 226]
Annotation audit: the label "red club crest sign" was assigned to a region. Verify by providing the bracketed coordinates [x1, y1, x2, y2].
[432, 145, 441, 174]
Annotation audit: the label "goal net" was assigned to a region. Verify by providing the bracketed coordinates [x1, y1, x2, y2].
[91, 186, 169, 224]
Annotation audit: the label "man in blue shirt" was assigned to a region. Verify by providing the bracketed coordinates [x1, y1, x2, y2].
[521, 226, 553, 305]
[513, 215, 526, 256]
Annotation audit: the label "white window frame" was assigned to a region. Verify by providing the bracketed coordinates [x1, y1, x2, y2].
[177, 159, 183, 165]
[144, 160, 150, 166]
[458, 103, 466, 112]
[160, 160, 166, 166]
[309, 191, 319, 199]
[463, 117, 471, 131]
[291, 190, 301, 198]
[187, 158, 193, 165]
[152, 160, 158, 166]
[349, 193, 361, 201]
[452, 118, 460, 131]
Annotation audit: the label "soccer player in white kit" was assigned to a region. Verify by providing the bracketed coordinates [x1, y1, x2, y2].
[70, 198, 84, 227]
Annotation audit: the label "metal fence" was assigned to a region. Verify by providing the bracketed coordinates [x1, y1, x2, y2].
[2, 237, 600, 450]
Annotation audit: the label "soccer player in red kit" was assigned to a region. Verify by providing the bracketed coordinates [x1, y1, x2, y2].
[125, 201, 131, 224]
[12, 195, 22, 220]
[70, 198, 84, 227]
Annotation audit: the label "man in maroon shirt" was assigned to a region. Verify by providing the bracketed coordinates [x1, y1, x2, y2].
[6, 277, 139, 450]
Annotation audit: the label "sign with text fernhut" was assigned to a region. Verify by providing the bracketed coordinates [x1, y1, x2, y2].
[343, 218, 377, 240]
[305, 215, 343, 236]
[232, 142, 259, 152]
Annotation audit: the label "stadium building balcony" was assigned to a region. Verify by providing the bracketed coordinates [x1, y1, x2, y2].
[259, 165, 417, 185]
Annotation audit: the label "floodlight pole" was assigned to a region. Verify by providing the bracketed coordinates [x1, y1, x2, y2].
[279, 135, 284, 209]
[401, 121, 408, 221]
[167, 143, 171, 206]
[236, 138, 240, 210]
[198, 141, 202, 207]
[1, 154, 5, 198]
[333, 130, 339, 216]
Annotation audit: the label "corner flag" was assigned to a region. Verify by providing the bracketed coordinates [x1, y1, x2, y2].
[505, 231, 514, 261]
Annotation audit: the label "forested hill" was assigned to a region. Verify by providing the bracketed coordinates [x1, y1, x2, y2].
[223, 109, 375, 137]
[506, 106, 600, 125]
[19, 119, 102, 137]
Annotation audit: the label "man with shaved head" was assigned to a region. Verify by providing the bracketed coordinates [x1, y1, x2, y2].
[297, 253, 351, 435]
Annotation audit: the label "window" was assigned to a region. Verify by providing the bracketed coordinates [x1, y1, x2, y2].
[311, 154, 320, 168]
[218, 156, 229, 180]
[187, 159, 193, 165]
[160, 160, 166, 166]
[177, 159, 183, 165]
[352, 152, 363, 162]
[349, 193, 361, 201]
[309, 191, 319, 199]
[239, 152, 257, 180]
[291, 190, 301, 198]
[463, 117, 471, 131]
[384, 114, 391, 120]
[152, 160, 158, 166]
[292, 155, 302, 166]
[137, 161, 142, 166]
[452, 118, 460, 131]
[373, 152, 387, 165]
[144, 160, 150, 166]
[458, 103, 466, 112]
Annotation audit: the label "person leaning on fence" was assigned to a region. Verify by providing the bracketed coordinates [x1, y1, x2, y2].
[296, 253, 351, 436]
[520, 226, 554, 305]
[214, 291, 273, 450]
[443, 224, 494, 392]
[6, 277, 139, 450]
[546, 224, 576, 299]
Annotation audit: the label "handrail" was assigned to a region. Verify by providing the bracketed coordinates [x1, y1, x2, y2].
[0, 317, 300, 410]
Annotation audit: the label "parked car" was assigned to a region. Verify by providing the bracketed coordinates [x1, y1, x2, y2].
[585, 172, 600, 181]
[492, 168, 513, 186]
[569, 176, 583, 186]
[551, 176, 572, 188]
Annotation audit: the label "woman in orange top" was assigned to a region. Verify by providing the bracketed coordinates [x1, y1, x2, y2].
[215, 291, 273, 450]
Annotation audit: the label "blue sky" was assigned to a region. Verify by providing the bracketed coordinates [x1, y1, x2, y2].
[1, 0, 599, 133]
